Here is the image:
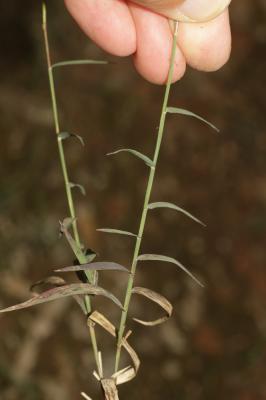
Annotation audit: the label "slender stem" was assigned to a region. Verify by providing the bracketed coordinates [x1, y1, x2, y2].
[114, 21, 179, 372]
[42, 6, 80, 248]
[42, 2, 100, 375]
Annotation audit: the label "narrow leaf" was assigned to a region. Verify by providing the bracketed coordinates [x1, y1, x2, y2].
[137, 254, 204, 287]
[166, 107, 219, 132]
[132, 286, 173, 326]
[69, 182, 86, 196]
[58, 131, 84, 146]
[60, 218, 86, 263]
[52, 59, 108, 69]
[107, 148, 153, 167]
[0, 283, 123, 313]
[148, 202, 205, 226]
[97, 228, 137, 237]
[55, 262, 129, 273]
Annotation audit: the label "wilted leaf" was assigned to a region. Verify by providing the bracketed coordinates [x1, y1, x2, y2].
[101, 379, 118, 400]
[137, 254, 204, 287]
[58, 131, 84, 146]
[97, 228, 137, 237]
[30, 276, 66, 294]
[166, 107, 219, 132]
[132, 286, 173, 326]
[55, 262, 129, 273]
[69, 182, 86, 196]
[0, 283, 123, 313]
[107, 148, 153, 167]
[52, 59, 108, 69]
[148, 202, 205, 226]
[88, 311, 140, 385]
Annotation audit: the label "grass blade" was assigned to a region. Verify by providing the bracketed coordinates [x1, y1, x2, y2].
[132, 286, 173, 326]
[55, 262, 129, 273]
[107, 148, 153, 167]
[0, 283, 123, 313]
[69, 182, 86, 196]
[137, 254, 204, 287]
[58, 131, 84, 146]
[148, 201, 206, 226]
[52, 59, 108, 69]
[167, 107, 219, 132]
[97, 228, 137, 237]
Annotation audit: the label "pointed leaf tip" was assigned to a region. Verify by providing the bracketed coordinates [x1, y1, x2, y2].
[97, 228, 137, 237]
[51, 59, 108, 69]
[55, 262, 129, 273]
[69, 182, 86, 196]
[107, 148, 153, 167]
[167, 107, 219, 132]
[0, 283, 123, 313]
[148, 202, 206, 226]
[58, 132, 84, 146]
[137, 254, 204, 287]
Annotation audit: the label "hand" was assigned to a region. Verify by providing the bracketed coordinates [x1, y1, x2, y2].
[64, 0, 232, 84]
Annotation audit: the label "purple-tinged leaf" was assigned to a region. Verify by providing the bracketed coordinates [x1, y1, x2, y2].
[0, 283, 122, 313]
[55, 262, 129, 273]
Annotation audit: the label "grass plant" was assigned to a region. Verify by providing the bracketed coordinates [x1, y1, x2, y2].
[0, 4, 218, 399]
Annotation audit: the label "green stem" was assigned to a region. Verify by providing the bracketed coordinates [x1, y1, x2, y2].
[42, 2, 100, 374]
[114, 21, 179, 372]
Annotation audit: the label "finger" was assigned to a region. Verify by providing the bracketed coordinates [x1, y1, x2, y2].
[177, 9, 231, 71]
[129, 3, 186, 84]
[131, 0, 232, 23]
[64, 0, 136, 57]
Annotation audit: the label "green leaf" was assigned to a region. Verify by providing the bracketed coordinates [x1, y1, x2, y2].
[51, 59, 108, 69]
[137, 254, 204, 287]
[58, 131, 84, 146]
[107, 148, 153, 167]
[69, 182, 86, 196]
[55, 262, 129, 273]
[97, 228, 137, 237]
[148, 202, 205, 226]
[0, 283, 123, 313]
[166, 107, 219, 132]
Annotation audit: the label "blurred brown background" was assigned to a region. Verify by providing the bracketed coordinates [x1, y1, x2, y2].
[0, 1, 266, 399]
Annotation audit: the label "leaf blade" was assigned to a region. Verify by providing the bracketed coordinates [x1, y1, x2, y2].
[107, 148, 153, 167]
[137, 254, 204, 287]
[97, 228, 137, 237]
[148, 202, 206, 226]
[58, 131, 84, 146]
[0, 283, 123, 313]
[166, 107, 219, 132]
[52, 59, 108, 69]
[132, 286, 173, 326]
[69, 182, 86, 196]
[55, 262, 129, 273]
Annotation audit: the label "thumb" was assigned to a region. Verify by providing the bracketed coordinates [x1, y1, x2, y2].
[131, 0, 232, 22]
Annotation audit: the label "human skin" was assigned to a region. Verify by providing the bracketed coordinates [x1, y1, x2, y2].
[64, 0, 232, 84]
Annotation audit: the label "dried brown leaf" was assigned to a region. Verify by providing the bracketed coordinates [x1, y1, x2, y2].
[132, 286, 173, 326]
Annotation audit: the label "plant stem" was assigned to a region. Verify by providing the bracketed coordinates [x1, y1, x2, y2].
[114, 21, 179, 372]
[42, 2, 101, 375]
